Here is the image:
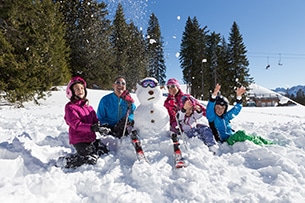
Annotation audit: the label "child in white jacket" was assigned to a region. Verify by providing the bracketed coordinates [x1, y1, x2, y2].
[176, 95, 218, 154]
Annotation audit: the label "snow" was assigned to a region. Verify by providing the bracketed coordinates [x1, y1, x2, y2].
[1, 86, 305, 203]
[149, 39, 157, 44]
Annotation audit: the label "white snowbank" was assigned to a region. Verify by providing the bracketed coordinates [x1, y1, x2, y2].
[0, 87, 305, 203]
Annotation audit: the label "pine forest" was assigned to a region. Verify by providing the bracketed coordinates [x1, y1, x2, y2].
[0, 0, 253, 106]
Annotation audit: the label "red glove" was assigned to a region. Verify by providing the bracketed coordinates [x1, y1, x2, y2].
[120, 90, 134, 103]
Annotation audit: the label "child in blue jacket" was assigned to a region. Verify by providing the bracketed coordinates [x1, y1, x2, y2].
[206, 83, 273, 146]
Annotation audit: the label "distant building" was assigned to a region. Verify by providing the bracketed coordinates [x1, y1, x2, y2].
[246, 93, 280, 107]
[246, 83, 298, 107]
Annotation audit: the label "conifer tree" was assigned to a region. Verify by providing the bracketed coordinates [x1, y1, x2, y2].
[295, 89, 305, 105]
[206, 32, 221, 98]
[227, 21, 253, 102]
[111, 3, 130, 78]
[180, 17, 207, 98]
[217, 36, 231, 93]
[35, 0, 70, 87]
[126, 22, 147, 90]
[146, 13, 166, 85]
[0, 0, 11, 92]
[110, 3, 149, 90]
[0, 0, 69, 106]
[0, 30, 16, 93]
[58, 0, 112, 88]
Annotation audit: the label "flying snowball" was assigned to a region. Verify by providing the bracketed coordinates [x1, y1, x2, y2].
[149, 39, 157, 44]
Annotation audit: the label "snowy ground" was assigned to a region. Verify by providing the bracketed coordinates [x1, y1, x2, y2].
[1, 87, 305, 203]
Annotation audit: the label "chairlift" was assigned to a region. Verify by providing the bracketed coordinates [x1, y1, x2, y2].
[278, 53, 283, 66]
[266, 57, 270, 69]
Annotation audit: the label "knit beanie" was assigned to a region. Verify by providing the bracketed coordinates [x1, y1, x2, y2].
[166, 78, 180, 88]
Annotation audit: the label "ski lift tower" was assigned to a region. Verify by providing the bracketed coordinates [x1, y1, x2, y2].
[201, 59, 207, 100]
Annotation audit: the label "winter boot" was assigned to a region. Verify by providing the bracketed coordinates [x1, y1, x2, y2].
[130, 130, 146, 161]
[171, 133, 187, 168]
[65, 154, 86, 169]
[84, 154, 98, 165]
[208, 145, 218, 155]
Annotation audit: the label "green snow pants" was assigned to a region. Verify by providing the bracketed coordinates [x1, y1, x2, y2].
[226, 130, 273, 146]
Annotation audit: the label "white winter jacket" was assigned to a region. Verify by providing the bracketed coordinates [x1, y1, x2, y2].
[176, 109, 203, 132]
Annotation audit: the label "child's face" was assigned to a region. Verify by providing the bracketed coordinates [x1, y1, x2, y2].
[72, 83, 85, 99]
[215, 104, 226, 116]
[183, 99, 193, 110]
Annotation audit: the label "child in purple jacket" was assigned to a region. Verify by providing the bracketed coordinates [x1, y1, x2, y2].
[58, 76, 109, 168]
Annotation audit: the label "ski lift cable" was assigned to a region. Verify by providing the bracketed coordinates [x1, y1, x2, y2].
[248, 52, 305, 60]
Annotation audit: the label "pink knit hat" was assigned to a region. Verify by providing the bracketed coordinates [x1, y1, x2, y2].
[166, 78, 180, 88]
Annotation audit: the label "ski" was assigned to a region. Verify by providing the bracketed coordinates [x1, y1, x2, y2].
[130, 130, 149, 163]
[171, 132, 187, 168]
[174, 150, 187, 168]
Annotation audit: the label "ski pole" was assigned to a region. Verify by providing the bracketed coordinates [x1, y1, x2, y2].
[175, 113, 188, 151]
[120, 105, 131, 144]
[122, 108, 130, 138]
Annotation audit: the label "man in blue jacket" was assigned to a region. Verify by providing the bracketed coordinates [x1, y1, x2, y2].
[97, 76, 136, 138]
[206, 83, 273, 146]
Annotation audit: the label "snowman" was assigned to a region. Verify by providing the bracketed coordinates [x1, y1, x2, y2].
[134, 77, 170, 139]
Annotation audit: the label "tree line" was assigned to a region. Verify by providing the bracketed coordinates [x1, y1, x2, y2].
[287, 89, 305, 106]
[180, 18, 253, 102]
[0, 0, 252, 106]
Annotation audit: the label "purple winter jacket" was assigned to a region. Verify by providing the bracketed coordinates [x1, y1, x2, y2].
[64, 99, 98, 145]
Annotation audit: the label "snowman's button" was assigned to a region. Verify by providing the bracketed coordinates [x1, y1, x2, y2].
[150, 110, 154, 114]
[151, 119, 155, 123]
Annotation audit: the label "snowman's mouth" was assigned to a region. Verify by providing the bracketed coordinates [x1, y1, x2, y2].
[148, 97, 155, 101]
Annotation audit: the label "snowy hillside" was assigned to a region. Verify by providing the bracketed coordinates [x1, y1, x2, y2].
[1, 87, 305, 202]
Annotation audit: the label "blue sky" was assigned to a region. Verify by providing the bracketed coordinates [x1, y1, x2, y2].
[104, 0, 305, 89]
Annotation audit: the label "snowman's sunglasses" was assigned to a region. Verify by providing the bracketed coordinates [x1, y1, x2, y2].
[140, 79, 158, 88]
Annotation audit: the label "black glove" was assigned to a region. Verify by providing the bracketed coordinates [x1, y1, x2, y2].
[127, 120, 134, 127]
[91, 123, 112, 135]
[98, 126, 111, 135]
[111, 118, 126, 139]
[91, 123, 99, 132]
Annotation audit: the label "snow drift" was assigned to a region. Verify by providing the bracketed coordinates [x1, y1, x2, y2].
[0, 86, 305, 203]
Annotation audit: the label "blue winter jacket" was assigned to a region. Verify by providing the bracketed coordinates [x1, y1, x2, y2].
[206, 98, 242, 142]
[97, 92, 136, 127]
